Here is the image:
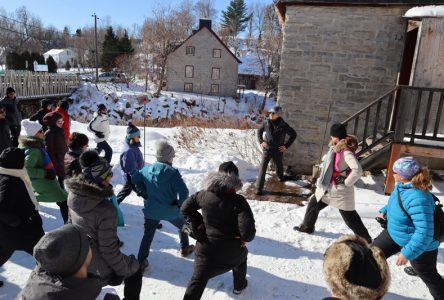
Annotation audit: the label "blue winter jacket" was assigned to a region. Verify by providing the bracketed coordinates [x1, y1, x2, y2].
[120, 144, 144, 176]
[131, 161, 189, 221]
[380, 182, 439, 260]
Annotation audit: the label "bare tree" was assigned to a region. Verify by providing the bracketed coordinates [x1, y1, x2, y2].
[253, 2, 266, 41]
[193, 0, 217, 20]
[115, 54, 139, 83]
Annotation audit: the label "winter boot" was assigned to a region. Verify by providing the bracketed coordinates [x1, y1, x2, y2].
[404, 266, 418, 276]
[293, 224, 314, 234]
[233, 280, 248, 295]
[180, 245, 195, 257]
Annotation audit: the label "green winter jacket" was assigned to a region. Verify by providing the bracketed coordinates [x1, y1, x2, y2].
[19, 136, 67, 203]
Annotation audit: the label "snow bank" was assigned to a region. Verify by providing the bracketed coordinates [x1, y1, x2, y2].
[405, 6, 444, 18]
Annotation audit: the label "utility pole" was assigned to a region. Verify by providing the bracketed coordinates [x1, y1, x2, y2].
[92, 13, 99, 83]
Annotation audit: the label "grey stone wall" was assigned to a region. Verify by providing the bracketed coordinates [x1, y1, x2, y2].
[278, 6, 409, 173]
[166, 28, 238, 97]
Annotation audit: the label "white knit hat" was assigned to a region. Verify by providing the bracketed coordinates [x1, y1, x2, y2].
[21, 119, 43, 136]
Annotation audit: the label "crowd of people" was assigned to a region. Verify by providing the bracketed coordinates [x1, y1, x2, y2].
[0, 87, 443, 300]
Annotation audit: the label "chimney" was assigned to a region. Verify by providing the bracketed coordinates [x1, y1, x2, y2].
[199, 19, 212, 30]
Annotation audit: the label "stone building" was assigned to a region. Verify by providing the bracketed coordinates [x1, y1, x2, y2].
[166, 19, 241, 97]
[275, 0, 444, 174]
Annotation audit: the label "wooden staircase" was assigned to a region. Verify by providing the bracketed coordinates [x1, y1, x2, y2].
[342, 85, 444, 194]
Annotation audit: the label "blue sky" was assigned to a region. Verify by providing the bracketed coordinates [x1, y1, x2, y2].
[0, 0, 271, 34]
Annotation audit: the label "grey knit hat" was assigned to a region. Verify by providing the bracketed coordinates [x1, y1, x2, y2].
[33, 224, 90, 278]
[155, 140, 175, 163]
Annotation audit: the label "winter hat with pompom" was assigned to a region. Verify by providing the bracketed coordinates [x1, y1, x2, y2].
[126, 122, 140, 143]
[155, 140, 175, 163]
[21, 119, 43, 137]
[218, 161, 239, 177]
[80, 150, 112, 184]
[393, 156, 421, 180]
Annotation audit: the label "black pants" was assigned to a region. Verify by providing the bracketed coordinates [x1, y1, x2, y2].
[96, 141, 113, 164]
[0, 226, 43, 267]
[117, 175, 134, 204]
[372, 230, 444, 300]
[56, 177, 69, 224]
[9, 125, 20, 147]
[183, 259, 247, 300]
[122, 267, 143, 300]
[256, 149, 284, 192]
[302, 196, 372, 242]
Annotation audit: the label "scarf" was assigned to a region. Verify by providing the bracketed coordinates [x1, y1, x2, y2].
[0, 167, 40, 210]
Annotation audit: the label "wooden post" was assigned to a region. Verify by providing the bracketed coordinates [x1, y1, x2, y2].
[385, 143, 402, 194]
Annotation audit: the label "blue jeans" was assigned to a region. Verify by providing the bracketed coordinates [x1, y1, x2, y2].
[96, 141, 112, 164]
[137, 217, 189, 263]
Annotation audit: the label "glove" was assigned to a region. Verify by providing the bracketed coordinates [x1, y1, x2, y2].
[335, 176, 346, 185]
[96, 132, 105, 138]
[45, 169, 56, 180]
[182, 222, 207, 241]
[136, 190, 147, 199]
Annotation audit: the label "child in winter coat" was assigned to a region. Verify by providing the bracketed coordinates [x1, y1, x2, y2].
[66, 150, 142, 300]
[323, 235, 390, 300]
[65, 132, 89, 178]
[18, 224, 120, 300]
[0, 147, 44, 289]
[88, 104, 112, 163]
[132, 140, 194, 266]
[294, 123, 372, 243]
[0, 104, 11, 154]
[19, 120, 68, 222]
[182, 161, 256, 299]
[117, 123, 144, 204]
[55, 99, 71, 141]
[372, 157, 444, 299]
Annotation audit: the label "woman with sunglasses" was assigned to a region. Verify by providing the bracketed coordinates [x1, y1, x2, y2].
[372, 157, 444, 299]
[0, 104, 12, 154]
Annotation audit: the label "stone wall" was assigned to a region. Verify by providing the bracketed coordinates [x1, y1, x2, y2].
[166, 28, 238, 97]
[278, 5, 409, 173]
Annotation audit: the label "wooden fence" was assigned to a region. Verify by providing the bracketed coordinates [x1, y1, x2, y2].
[0, 71, 80, 99]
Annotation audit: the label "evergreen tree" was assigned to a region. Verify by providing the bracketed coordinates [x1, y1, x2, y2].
[221, 0, 251, 37]
[118, 30, 134, 54]
[5, 52, 21, 70]
[21, 51, 31, 71]
[101, 26, 120, 71]
[46, 55, 58, 73]
[64, 60, 71, 70]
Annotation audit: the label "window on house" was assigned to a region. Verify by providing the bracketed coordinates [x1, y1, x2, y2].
[184, 83, 193, 92]
[213, 49, 221, 58]
[211, 67, 220, 80]
[185, 65, 194, 78]
[186, 46, 195, 56]
[210, 84, 219, 94]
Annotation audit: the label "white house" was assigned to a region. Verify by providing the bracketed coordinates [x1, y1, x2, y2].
[43, 49, 76, 67]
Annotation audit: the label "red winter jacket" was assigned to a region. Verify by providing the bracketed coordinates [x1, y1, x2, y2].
[55, 107, 70, 140]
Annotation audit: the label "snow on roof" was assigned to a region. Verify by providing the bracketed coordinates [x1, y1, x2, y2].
[405, 5, 444, 17]
[44, 49, 65, 55]
[238, 53, 263, 76]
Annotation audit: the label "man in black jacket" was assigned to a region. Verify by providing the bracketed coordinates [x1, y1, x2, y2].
[0, 104, 11, 154]
[0, 87, 21, 147]
[256, 106, 297, 195]
[29, 98, 53, 131]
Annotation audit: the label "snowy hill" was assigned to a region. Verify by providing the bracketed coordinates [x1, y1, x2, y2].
[1, 121, 443, 299]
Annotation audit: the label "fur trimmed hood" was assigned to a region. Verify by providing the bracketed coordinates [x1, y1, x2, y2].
[19, 136, 44, 149]
[323, 235, 390, 300]
[203, 172, 243, 194]
[329, 135, 358, 153]
[65, 175, 114, 199]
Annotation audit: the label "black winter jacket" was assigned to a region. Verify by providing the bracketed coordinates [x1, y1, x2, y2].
[0, 118, 11, 153]
[0, 95, 21, 126]
[0, 173, 43, 253]
[64, 148, 83, 178]
[257, 117, 297, 150]
[181, 172, 256, 267]
[30, 108, 52, 131]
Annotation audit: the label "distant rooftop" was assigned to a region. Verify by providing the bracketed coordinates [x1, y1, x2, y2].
[44, 49, 65, 55]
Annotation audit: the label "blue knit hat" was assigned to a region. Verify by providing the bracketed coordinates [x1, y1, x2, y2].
[393, 156, 421, 180]
[126, 122, 140, 143]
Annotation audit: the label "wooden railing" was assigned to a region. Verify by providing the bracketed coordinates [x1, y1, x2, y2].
[0, 71, 80, 99]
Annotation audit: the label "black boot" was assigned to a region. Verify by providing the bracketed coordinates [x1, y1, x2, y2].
[293, 224, 314, 234]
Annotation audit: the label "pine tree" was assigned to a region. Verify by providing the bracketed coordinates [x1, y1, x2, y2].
[118, 30, 134, 54]
[101, 26, 120, 71]
[46, 55, 58, 73]
[221, 0, 251, 37]
[64, 61, 71, 71]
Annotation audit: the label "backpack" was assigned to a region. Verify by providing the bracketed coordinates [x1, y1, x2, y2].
[397, 189, 444, 243]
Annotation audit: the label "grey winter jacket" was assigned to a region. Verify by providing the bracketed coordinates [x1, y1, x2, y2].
[65, 175, 139, 285]
[17, 266, 103, 300]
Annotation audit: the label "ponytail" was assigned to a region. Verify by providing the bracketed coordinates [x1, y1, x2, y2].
[411, 167, 432, 192]
[344, 135, 358, 152]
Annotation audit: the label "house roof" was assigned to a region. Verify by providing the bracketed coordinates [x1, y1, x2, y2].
[275, 0, 444, 22]
[44, 49, 65, 55]
[168, 26, 242, 64]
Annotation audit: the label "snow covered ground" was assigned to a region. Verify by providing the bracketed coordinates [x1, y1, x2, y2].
[1, 121, 443, 300]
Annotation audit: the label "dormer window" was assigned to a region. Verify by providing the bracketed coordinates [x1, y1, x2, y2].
[186, 46, 195, 56]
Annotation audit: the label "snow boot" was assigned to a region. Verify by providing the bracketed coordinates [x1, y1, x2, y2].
[180, 245, 195, 257]
[233, 280, 248, 295]
[293, 224, 314, 234]
[404, 266, 418, 276]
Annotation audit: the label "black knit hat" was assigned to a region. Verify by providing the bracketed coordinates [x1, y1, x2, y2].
[60, 99, 69, 111]
[218, 161, 239, 177]
[330, 123, 347, 139]
[0, 147, 25, 169]
[33, 224, 90, 278]
[40, 99, 52, 109]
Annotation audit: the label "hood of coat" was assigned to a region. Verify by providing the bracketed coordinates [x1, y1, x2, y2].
[65, 175, 114, 213]
[19, 135, 44, 149]
[332, 139, 348, 153]
[43, 111, 63, 128]
[202, 172, 243, 194]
